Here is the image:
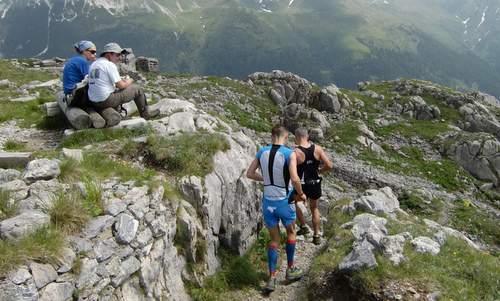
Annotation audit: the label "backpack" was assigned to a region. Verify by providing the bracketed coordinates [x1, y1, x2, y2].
[64, 77, 89, 108]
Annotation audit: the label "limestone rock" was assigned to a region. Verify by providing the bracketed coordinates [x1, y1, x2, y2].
[39, 282, 74, 301]
[459, 102, 500, 138]
[56, 247, 76, 273]
[411, 236, 441, 255]
[9, 267, 32, 285]
[150, 98, 196, 116]
[339, 238, 377, 271]
[114, 213, 139, 244]
[0, 179, 29, 201]
[29, 262, 57, 289]
[342, 213, 388, 242]
[82, 215, 114, 239]
[441, 132, 499, 187]
[111, 256, 141, 287]
[352, 187, 399, 214]
[94, 238, 119, 262]
[76, 258, 100, 289]
[0, 169, 21, 184]
[61, 148, 83, 162]
[317, 84, 342, 113]
[166, 112, 197, 134]
[23, 159, 60, 184]
[0, 278, 38, 301]
[381, 233, 410, 265]
[0, 152, 32, 169]
[0, 210, 50, 240]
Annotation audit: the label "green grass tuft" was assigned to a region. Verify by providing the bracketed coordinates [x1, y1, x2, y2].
[145, 133, 230, 177]
[399, 191, 444, 221]
[3, 139, 27, 152]
[359, 238, 500, 300]
[83, 179, 104, 217]
[59, 153, 155, 185]
[0, 189, 18, 220]
[60, 127, 151, 148]
[187, 249, 267, 301]
[0, 226, 64, 276]
[49, 191, 90, 234]
[450, 199, 499, 250]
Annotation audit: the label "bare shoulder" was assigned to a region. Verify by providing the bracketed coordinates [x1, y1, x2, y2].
[314, 144, 325, 155]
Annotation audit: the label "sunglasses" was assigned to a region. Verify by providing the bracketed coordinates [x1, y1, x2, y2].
[86, 49, 97, 54]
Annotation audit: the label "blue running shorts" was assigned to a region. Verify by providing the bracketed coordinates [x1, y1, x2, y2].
[262, 197, 296, 228]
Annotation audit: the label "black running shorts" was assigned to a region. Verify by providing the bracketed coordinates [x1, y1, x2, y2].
[302, 183, 322, 200]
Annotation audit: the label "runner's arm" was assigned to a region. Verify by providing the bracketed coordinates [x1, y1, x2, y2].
[246, 158, 263, 182]
[317, 146, 333, 174]
[289, 152, 306, 201]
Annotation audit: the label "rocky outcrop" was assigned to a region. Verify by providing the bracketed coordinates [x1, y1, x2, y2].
[248, 70, 314, 107]
[439, 132, 500, 187]
[458, 102, 500, 139]
[390, 96, 441, 120]
[392, 79, 500, 138]
[248, 70, 352, 140]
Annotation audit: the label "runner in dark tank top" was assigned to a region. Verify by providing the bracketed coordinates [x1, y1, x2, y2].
[294, 127, 333, 245]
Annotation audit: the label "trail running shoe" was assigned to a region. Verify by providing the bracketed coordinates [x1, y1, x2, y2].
[312, 235, 321, 245]
[296, 225, 310, 236]
[286, 266, 303, 281]
[264, 276, 277, 292]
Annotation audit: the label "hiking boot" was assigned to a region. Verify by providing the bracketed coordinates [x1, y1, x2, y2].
[285, 266, 303, 281]
[141, 107, 160, 120]
[264, 276, 277, 293]
[296, 225, 310, 236]
[312, 235, 321, 245]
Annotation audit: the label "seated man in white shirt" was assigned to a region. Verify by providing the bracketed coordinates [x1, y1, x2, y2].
[88, 42, 159, 120]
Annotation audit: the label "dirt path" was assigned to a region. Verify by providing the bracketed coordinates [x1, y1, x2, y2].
[230, 230, 327, 301]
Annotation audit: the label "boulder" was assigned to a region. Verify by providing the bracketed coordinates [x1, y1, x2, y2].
[351, 187, 400, 214]
[381, 233, 411, 265]
[316, 84, 342, 113]
[459, 102, 500, 138]
[411, 236, 441, 255]
[61, 148, 83, 162]
[441, 133, 499, 187]
[23, 159, 60, 184]
[166, 112, 197, 134]
[0, 179, 29, 201]
[390, 96, 440, 120]
[0, 210, 50, 240]
[339, 238, 377, 271]
[150, 99, 196, 116]
[0, 169, 21, 184]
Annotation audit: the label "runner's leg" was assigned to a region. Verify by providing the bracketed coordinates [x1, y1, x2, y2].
[310, 198, 320, 236]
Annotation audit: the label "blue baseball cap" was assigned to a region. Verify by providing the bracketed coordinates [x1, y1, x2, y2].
[74, 40, 96, 52]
